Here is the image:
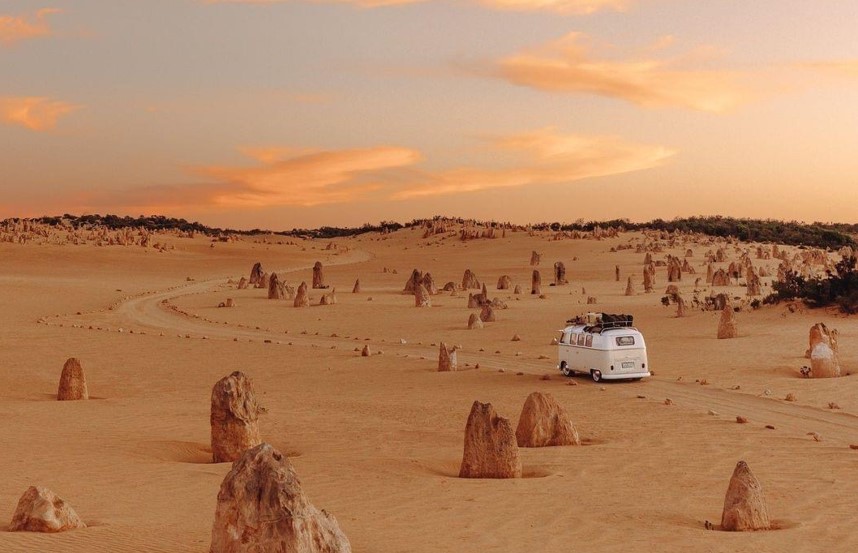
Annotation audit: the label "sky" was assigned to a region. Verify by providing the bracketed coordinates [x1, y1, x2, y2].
[3, 0, 858, 230]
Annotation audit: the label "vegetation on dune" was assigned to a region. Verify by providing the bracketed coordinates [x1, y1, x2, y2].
[765, 256, 858, 313]
[540, 216, 856, 250]
[8, 214, 405, 239]
[5, 214, 856, 249]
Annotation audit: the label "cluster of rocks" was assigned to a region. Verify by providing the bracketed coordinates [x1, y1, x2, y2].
[459, 393, 579, 479]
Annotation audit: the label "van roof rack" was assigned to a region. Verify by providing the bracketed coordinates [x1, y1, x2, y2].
[566, 312, 634, 330]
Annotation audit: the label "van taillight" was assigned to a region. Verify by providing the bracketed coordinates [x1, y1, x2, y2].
[642, 363, 646, 369]
[610, 365, 614, 371]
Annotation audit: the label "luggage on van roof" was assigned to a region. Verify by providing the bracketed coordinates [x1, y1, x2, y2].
[566, 312, 633, 328]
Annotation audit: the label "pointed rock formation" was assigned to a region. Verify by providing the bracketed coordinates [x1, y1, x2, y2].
[312, 261, 326, 289]
[211, 371, 262, 463]
[352, 279, 360, 293]
[721, 461, 771, 532]
[237, 277, 248, 290]
[530, 250, 541, 266]
[706, 263, 714, 284]
[438, 342, 458, 372]
[808, 323, 837, 356]
[320, 288, 337, 306]
[513, 284, 522, 295]
[249, 262, 264, 286]
[497, 275, 512, 290]
[711, 269, 730, 286]
[414, 284, 432, 307]
[553, 261, 568, 285]
[676, 296, 687, 318]
[361, 345, 371, 357]
[810, 343, 841, 378]
[467, 313, 483, 330]
[210, 443, 351, 553]
[294, 282, 310, 307]
[625, 276, 635, 296]
[531, 270, 541, 295]
[479, 304, 496, 322]
[459, 401, 521, 479]
[717, 305, 738, 339]
[643, 266, 654, 293]
[268, 272, 285, 300]
[515, 392, 580, 448]
[667, 258, 682, 282]
[57, 358, 88, 401]
[9, 486, 86, 533]
[421, 273, 438, 295]
[462, 269, 480, 290]
[403, 269, 422, 294]
[615, 264, 620, 282]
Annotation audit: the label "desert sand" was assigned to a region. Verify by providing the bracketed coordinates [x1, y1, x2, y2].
[2, 221, 858, 551]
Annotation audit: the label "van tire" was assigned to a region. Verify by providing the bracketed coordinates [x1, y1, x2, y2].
[591, 370, 602, 382]
[559, 361, 571, 377]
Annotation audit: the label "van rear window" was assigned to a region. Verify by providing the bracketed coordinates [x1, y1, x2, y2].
[616, 336, 635, 346]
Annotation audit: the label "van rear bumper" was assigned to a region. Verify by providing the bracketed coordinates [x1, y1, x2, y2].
[601, 371, 651, 380]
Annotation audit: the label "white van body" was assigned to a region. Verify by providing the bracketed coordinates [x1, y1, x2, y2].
[557, 315, 649, 382]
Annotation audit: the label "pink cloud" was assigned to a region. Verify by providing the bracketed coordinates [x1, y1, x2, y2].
[0, 8, 60, 46]
[0, 96, 81, 131]
[496, 33, 754, 113]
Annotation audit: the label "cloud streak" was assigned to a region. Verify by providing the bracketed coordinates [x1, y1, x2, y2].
[0, 96, 81, 131]
[203, 0, 630, 12]
[496, 33, 753, 113]
[74, 129, 672, 213]
[392, 128, 674, 199]
[0, 8, 60, 46]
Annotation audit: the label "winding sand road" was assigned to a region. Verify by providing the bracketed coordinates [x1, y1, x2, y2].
[48, 248, 858, 448]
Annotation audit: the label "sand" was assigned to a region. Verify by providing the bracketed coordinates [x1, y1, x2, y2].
[2, 226, 858, 551]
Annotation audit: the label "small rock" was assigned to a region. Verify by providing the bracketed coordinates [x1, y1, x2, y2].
[664, 398, 673, 405]
[829, 402, 841, 409]
[540, 374, 551, 381]
[708, 410, 719, 416]
[765, 425, 775, 430]
[808, 432, 822, 442]
[736, 416, 748, 424]
[785, 393, 797, 402]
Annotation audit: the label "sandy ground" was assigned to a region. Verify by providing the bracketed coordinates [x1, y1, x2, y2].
[2, 226, 858, 552]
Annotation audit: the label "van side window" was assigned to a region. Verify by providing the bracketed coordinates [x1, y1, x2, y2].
[616, 336, 635, 346]
[561, 332, 570, 344]
[585, 335, 592, 347]
[577, 334, 586, 346]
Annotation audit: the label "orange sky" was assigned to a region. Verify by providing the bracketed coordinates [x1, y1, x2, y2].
[3, 1, 858, 229]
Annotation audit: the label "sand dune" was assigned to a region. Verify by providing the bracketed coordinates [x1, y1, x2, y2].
[2, 224, 858, 551]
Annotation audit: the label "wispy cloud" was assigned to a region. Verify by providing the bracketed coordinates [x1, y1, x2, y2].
[800, 60, 858, 77]
[392, 128, 674, 199]
[202, 0, 424, 7]
[196, 146, 422, 207]
[0, 8, 60, 46]
[202, 0, 629, 12]
[0, 96, 80, 131]
[476, 0, 628, 15]
[495, 33, 754, 113]
[77, 128, 671, 213]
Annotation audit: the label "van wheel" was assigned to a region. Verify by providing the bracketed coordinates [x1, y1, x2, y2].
[591, 370, 602, 382]
[559, 361, 571, 377]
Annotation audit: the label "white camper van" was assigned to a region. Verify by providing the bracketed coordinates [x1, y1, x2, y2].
[557, 313, 650, 382]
